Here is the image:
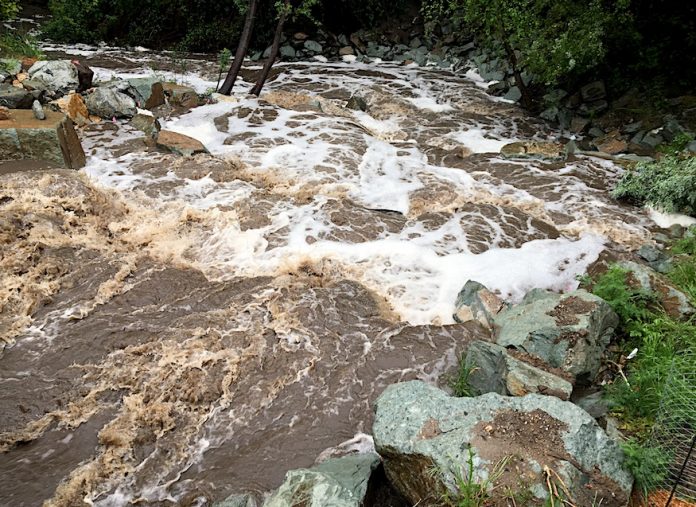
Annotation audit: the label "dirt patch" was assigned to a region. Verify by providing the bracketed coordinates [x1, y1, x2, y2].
[506, 348, 575, 383]
[547, 296, 597, 326]
[471, 409, 628, 506]
[416, 418, 442, 440]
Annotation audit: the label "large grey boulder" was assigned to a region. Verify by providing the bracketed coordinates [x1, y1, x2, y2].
[493, 289, 618, 382]
[0, 83, 33, 109]
[465, 340, 573, 400]
[263, 453, 380, 507]
[125, 76, 161, 105]
[100, 79, 146, 105]
[85, 87, 137, 118]
[373, 381, 632, 507]
[27, 60, 79, 95]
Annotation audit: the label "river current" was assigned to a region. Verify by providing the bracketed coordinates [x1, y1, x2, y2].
[0, 45, 658, 505]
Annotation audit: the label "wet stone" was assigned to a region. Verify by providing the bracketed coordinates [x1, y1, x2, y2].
[0, 109, 85, 169]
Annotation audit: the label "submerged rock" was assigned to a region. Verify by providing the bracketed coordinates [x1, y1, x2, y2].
[493, 289, 618, 382]
[85, 87, 137, 118]
[264, 453, 380, 507]
[500, 141, 565, 162]
[215, 494, 256, 507]
[27, 60, 79, 95]
[465, 340, 573, 400]
[373, 381, 632, 507]
[345, 95, 368, 112]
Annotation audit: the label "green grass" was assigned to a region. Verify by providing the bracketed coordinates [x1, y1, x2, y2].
[448, 356, 476, 397]
[620, 439, 671, 498]
[440, 448, 509, 507]
[656, 132, 695, 156]
[584, 236, 696, 493]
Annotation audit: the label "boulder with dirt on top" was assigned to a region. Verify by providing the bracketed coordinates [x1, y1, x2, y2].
[0, 83, 33, 109]
[373, 381, 633, 507]
[493, 289, 619, 383]
[0, 109, 85, 169]
[263, 453, 381, 507]
[465, 339, 574, 400]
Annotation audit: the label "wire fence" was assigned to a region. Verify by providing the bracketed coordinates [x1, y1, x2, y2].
[643, 349, 696, 506]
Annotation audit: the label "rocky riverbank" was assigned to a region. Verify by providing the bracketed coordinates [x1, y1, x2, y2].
[2, 32, 694, 505]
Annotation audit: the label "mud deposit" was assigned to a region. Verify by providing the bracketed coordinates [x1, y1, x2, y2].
[0, 49, 651, 505]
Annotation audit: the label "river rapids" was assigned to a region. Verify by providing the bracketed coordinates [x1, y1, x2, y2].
[0, 45, 656, 506]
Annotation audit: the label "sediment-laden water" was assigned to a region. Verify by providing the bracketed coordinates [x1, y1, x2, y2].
[0, 46, 654, 506]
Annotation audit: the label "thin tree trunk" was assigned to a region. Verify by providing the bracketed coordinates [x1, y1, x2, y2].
[502, 37, 532, 110]
[250, 1, 289, 96]
[219, 0, 259, 95]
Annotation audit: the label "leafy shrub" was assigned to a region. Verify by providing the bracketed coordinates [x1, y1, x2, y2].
[0, 0, 17, 21]
[44, 0, 252, 52]
[612, 156, 696, 216]
[0, 32, 43, 59]
[621, 439, 671, 497]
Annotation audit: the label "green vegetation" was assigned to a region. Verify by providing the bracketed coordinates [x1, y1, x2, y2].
[657, 132, 695, 156]
[612, 156, 696, 217]
[0, 32, 43, 59]
[0, 0, 17, 21]
[44, 0, 249, 52]
[583, 234, 696, 494]
[440, 448, 508, 507]
[621, 438, 671, 497]
[423, 0, 629, 106]
[448, 356, 475, 397]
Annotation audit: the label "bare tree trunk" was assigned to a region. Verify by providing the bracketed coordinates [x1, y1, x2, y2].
[219, 0, 259, 95]
[250, 1, 289, 96]
[502, 37, 532, 110]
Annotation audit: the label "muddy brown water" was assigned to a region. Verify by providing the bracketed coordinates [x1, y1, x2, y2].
[0, 46, 655, 505]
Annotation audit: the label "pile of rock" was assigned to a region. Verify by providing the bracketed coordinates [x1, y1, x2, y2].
[230, 280, 633, 506]
[0, 58, 208, 160]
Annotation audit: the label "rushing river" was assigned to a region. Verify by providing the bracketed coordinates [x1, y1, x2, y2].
[0, 45, 655, 506]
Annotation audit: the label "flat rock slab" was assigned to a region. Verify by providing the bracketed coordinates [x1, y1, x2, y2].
[0, 110, 86, 169]
[156, 130, 208, 156]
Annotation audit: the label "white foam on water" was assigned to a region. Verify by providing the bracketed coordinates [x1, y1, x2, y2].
[91, 67, 218, 93]
[77, 60, 650, 327]
[448, 127, 512, 153]
[647, 206, 696, 228]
